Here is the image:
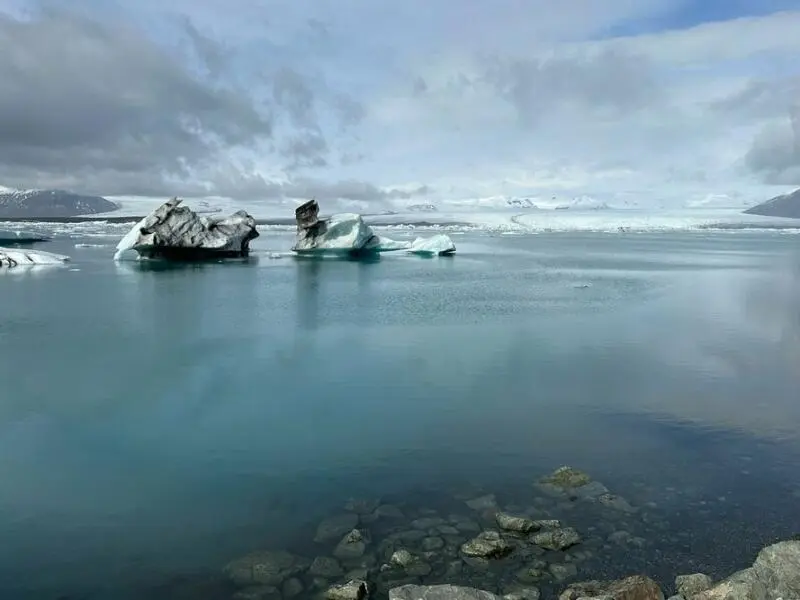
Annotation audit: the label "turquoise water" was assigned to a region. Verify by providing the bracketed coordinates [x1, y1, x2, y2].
[1, 228, 799, 599]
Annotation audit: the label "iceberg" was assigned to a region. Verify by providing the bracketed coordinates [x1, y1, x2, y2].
[291, 200, 456, 257]
[0, 247, 69, 267]
[114, 197, 259, 261]
[408, 234, 456, 256]
[0, 229, 50, 245]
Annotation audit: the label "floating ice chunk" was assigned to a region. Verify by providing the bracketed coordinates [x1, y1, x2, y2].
[374, 236, 412, 252]
[292, 210, 378, 254]
[0, 247, 70, 267]
[114, 197, 258, 261]
[408, 234, 456, 256]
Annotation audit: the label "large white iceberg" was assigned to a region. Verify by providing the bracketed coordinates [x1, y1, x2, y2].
[114, 197, 259, 261]
[0, 247, 70, 267]
[291, 200, 456, 256]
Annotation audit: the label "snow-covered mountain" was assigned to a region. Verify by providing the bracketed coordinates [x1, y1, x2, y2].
[684, 194, 753, 209]
[0, 189, 118, 218]
[744, 188, 800, 218]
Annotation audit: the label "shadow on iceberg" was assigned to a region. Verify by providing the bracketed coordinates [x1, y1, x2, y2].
[291, 200, 456, 258]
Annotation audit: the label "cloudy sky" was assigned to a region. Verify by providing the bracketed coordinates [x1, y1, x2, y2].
[1, 0, 799, 208]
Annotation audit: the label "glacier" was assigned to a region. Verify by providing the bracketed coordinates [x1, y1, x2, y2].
[0, 247, 70, 267]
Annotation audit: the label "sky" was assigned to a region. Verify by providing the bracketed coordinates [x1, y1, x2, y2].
[0, 0, 799, 210]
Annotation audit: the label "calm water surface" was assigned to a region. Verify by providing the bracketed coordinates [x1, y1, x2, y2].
[1, 228, 799, 599]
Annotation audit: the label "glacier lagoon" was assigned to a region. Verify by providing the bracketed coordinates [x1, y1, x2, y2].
[1, 218, 800, 599]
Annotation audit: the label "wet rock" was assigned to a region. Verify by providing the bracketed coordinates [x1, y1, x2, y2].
[666, 596, 684, 600]
[692, 568, 765, 600]
[598, 494, 636, 513]
[541, 466, 591, 489]
[413, 517, 447, 530]
[310, 556, 344, 578]
[282, 578, 304, 599]
[752, 540, 800, 598]
[502, 586, 541, 600]
[346, 567, 371, 581]
[559, 575, 664, 600]
[465, 495, 498, 511]
[675, 574, 713, 597]
[389, 530, 428, 543]
[225, 550, 307, 586]
[550, 563, 578, 582]
[390, 549, 432, 576]
[391, 550, 417, 568]
[232, 585, 282, 600]
[316, 514, 360, 543]
[496, 513, 537, 534]
[461, 530, 514, 558]
[325, 579, 369, 600]
[334, 530, 369, 560]
[345, 498, 381, 515]
[462, 556, 491, 571]
[516, 561, 547, 584]
[532, 527, 581, 551]
[422, 536, 446, 551]
[390, 584, 502, 600]
[532, 519, 561, 530]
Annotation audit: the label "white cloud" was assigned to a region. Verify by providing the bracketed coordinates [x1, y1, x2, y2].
[1, 0, 799, 207]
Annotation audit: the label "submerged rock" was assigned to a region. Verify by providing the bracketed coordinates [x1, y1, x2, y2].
[390, 584, 502, 600]
[461, 530, 514, 558]
[325, 579, 369, 600]
[532, 527, 581, 551]
[224, 550, 307, 586]
[310, 556, 344, 578]
[114, 197, 258, 260]
[333, 529, 369, 560]
[232, 585, 282, 600]
[315, 514, 360, 543]
[465, 495, 498, 512]
[559, 575, 664, 600]
[540, 467, 591, 489]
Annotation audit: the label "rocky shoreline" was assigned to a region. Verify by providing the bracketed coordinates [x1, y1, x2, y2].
[211, 467, 799, 600]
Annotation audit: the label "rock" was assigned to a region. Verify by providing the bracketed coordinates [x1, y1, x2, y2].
[752, 540, 800, 598]
[465, 495, 498, 511]
[374, 505, 406, 520]
[503, 586, 541, 600]
[310, 556, 344, 578]
[675, 574, 713, 597]
[461, 530, 514, 558]
[316, 514, 360, 543]
[114, 197, 258, 260]
[345, 498, 381, 515]
[559, 575, 664, 600]
[692, 568, 766, 600]
[572, 482, 611, 500]
[390, 550, 432, 576]
[422, 536, 445, 551]
[666, 596, 684, 600]
[389, 584, 503, 600]
[224, 550, 307, 586]
[232, 586, 282, 600]
[282, 578, 304, 598]
[496, 513, 537, 534]
[390, 550, 417, 568]
[325, 579, 369, 600]
[532, 520, 562, 530]
[333, 529, 368, 560]
[550, 563, 578, 582]
[438, 525, 461, 536]
[598, 494, 636, 513]
[532, 527, 581, 551]
[412, 517, 447, 530]
[0, 247, 70, 267]
[540, 467, 591, 489]
[455, 520, 482, 533]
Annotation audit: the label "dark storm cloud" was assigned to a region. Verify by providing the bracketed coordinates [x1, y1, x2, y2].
[480, 47, 660, 126]
[0, 9, 372, 199]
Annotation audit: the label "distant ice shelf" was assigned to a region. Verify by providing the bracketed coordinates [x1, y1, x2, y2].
[0, 247, 70, 267]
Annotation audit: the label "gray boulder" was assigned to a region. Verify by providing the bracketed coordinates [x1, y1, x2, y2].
[752, 540, 800, 599]
[559, 575, 664, 600]
[532, 527, 581, 551]
[224, 550, 307, 586]
[114, 197, 258, 260]
[461, 530, 514, 558]
[675, 574, 713, 598]
[390, 584, 502, 600]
